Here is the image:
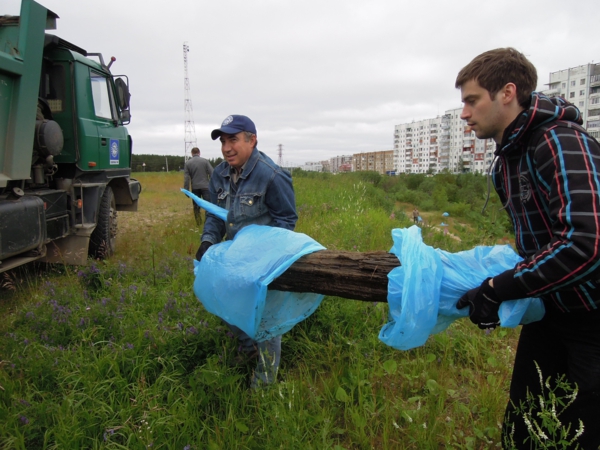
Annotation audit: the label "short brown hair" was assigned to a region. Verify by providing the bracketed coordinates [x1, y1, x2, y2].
[191, 147, 200, 155]
[455, 48, 538, 107]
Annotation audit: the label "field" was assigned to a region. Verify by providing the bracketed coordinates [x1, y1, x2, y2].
[1, 171, 530, 449]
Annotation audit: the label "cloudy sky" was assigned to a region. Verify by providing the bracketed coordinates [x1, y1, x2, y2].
[5, 0, 599, 165]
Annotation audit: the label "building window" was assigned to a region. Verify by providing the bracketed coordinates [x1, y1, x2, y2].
[579, 101, 585, 107]
[562, 82, 566, 88]
[570, 92, 575, 98]
[580, 90, 585, 96]
[581, 79, 586, 85]
[571, 81, 576, 87]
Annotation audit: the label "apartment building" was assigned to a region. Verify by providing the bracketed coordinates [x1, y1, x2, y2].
[394, 117, 442, 174]
[542, 62, 600, 140]
[353, 150, 394, 174]
[330, 155, 353, 173]
[301, 161, 323, 172]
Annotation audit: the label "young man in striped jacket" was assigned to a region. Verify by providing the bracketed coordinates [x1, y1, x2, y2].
[455, 48, 600, 449]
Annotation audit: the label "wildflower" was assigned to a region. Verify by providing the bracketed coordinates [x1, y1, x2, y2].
[187, 326, 198, 335]
[393, 421, 400, 429]
[19, 416, 29, 425]
[103, 429, 115, 441]
[125, 343, 134, 350]
[572, 420, 585, 442]
[422, 422, 427, 429]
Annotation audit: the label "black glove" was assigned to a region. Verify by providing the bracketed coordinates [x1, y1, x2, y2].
[456, 277, 501, 330]
[195, 241, 213, 261]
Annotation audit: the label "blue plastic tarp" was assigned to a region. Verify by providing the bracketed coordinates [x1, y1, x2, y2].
[380, 226, 545, 350]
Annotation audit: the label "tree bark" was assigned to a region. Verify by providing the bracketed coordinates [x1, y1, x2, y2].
[269, 250, 400, 302]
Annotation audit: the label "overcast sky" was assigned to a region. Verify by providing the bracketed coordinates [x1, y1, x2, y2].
[5, 0, 599, 165]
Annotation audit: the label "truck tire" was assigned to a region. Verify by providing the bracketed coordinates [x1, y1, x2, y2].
[89, 186, 117, 259]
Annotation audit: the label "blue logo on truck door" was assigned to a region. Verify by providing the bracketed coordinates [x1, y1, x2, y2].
[110, 139, 120, 165]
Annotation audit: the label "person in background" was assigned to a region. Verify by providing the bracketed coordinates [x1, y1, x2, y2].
[455, 48, 600, 449]
[412, 208, 419, 224]
[183, 147, 213, 225]
[195, 114, 297, 388]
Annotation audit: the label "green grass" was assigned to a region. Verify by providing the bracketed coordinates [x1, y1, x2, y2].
[0, 171, 522, 449]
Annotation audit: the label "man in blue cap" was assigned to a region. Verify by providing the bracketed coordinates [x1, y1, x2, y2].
[196, 114, 297, 388]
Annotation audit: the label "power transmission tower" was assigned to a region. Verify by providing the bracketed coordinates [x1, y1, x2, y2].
[277, 144, 283, 166]
[183, 42, 197, 161]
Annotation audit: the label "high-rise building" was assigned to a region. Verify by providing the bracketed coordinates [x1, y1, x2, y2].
[353, 150, 394, 174]
[394, 117, 442, 174]
[330, 155, 353, 173]
[542, 62, 600, 140]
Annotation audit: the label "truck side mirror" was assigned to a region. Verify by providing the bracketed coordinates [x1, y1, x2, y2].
[120, 109, 131, 123]
[115, 77, 130, 110]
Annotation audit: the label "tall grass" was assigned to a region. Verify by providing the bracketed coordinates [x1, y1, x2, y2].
[0, 171, 522, 449]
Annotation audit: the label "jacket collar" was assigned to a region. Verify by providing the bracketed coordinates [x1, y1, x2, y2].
[218, 147, 260, 179]
[496, 92, 583, 156]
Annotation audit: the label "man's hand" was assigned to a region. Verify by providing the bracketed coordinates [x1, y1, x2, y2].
[456, 277, 501, 330]
[195, 241, 213, 261]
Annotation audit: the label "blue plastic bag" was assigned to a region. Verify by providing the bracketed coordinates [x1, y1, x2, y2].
[181, 189, 227, 220]
[380, 226, 545, 350]
[183, 189, 325, 341]
[194, 225, 325, 341]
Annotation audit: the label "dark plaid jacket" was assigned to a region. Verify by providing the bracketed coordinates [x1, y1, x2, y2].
[492, 93, 600, 312]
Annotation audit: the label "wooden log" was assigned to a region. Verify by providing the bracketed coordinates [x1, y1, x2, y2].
[269, 250, 400, 302]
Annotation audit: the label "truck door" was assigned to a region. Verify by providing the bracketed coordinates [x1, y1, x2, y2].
[88, 70, 129, 170]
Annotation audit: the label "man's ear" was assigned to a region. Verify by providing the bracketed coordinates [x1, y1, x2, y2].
[501, 82, 518, 105]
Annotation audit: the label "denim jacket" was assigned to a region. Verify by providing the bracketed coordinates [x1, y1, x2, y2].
[201, 148, 297, 244]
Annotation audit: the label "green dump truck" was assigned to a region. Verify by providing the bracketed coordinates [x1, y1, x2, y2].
[0, 0, 141, 273]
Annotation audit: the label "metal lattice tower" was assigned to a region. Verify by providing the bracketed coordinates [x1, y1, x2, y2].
[277, 144, 283, 166]
[183, 42, 197, 160]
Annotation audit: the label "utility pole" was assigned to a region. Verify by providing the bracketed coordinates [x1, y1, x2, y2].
[183, 42, 197, 161]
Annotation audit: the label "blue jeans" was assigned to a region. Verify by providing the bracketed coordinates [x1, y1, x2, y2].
[502, 307, 600, 449]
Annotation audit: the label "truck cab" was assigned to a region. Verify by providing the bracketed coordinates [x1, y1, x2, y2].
[0, 0, 141, 272]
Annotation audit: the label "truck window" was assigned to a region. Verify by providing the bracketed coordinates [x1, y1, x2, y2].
[40, 64, 66, 114]
[90, 71, 114, 119]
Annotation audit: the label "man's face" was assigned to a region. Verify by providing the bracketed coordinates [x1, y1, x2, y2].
[220, 132, 256, 169]
[460, 79, 505, 144]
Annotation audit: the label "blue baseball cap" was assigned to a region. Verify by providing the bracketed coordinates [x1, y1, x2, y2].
[211, 115, 257, 140]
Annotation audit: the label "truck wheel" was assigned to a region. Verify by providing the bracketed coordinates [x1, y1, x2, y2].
[89, 186, 117, 259]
